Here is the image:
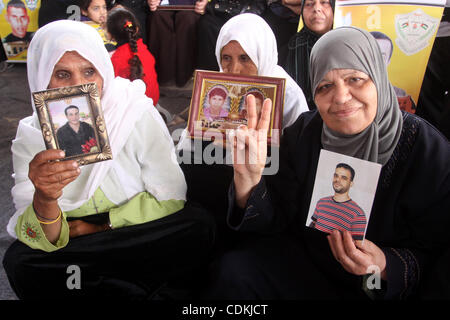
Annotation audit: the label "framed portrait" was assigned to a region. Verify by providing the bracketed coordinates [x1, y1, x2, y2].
[186, 70, 286, 146]
[32, 82, 112, 166]
[305, 150, 382, 241]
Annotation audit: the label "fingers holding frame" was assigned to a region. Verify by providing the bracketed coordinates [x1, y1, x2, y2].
[29, 150, 80, 202]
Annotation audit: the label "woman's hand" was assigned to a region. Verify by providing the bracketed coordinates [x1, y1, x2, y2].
[147, 0, 161, 11]
[194, 0, 208, 15]
[29, 149, 80, 243]
[327, 230, 387, 280]
[29, 150, 80, 209]
[69, 220, 109, 238]
[230, 94, 272, 208]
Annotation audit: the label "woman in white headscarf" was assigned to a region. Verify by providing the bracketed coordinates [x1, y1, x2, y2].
[3, 20, 214, 300]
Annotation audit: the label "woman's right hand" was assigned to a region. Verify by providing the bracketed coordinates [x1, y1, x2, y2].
[230, 94, 272, 208]
[29, 150, 80, 212]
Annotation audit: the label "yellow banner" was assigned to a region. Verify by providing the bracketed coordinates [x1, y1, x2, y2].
[334, 1, 445, 113]
[0, 0, 41, 62]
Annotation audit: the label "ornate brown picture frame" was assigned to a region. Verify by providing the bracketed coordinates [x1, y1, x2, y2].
[32, 83, 112, 166]
[187, 70, 286, 146]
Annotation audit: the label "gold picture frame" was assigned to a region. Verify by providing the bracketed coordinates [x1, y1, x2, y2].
[187, 70, 286, 146]
[32, 83, 112, 166]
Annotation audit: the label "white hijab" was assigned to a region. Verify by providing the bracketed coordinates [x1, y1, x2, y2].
[8, 20, 183, 237]
[215, 13, 309, 128]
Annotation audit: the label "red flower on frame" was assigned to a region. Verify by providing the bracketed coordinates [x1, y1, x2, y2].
[82, 138, 98, 153]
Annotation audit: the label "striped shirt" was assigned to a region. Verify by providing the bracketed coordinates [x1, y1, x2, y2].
[311, 196, 367, 240]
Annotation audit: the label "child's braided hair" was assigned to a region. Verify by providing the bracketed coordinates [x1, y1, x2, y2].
[107, 7, 144, 81]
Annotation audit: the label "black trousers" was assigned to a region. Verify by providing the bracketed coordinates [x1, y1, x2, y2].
[3, 203, 216, 300]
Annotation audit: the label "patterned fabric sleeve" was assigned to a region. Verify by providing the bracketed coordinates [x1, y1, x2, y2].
[227, 178, 276, 234]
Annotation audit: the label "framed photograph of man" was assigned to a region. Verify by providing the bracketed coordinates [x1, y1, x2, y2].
[32, 82, 112, 166]
[186, 70, 285, 146]
[305, 150, 382, 241]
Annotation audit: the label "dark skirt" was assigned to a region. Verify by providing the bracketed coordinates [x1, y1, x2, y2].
[2, 203, 216, 300]
[201, 233, 371, 300]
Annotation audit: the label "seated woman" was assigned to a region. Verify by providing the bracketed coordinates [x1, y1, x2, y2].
[2, 20, 215, 300]
[107, 7, 160, 105]
[204, 27, 450, 299]
[177, 13, 308, 246]
[284, 0, 334, 110]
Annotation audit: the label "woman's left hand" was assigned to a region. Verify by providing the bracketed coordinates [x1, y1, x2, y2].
[327, 230, 387, 280]
[68, 220, 109, 238]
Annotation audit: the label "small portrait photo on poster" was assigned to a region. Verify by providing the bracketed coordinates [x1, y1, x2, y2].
[305, 150, 382, 241]
[32, 82, 112, 166]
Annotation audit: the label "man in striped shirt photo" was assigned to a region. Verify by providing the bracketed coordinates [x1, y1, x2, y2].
[309, 163, 367, 240]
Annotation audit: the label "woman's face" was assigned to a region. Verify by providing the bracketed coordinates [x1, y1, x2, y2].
[220, 40, 258, 76]
[303, 0, 334, 35]
[209, 95, 225, 109]
[48, 51, 104, 97]
[314, 69, 378, 135]
[82, 0, 107, 25]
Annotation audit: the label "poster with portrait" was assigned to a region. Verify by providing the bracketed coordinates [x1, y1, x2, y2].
[186, 70, 285, 146]
[0, 0, 40, 62]
[305, 150, 382, 241]
[334, 0, 446, 114]
[32, 82, 112, 166]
